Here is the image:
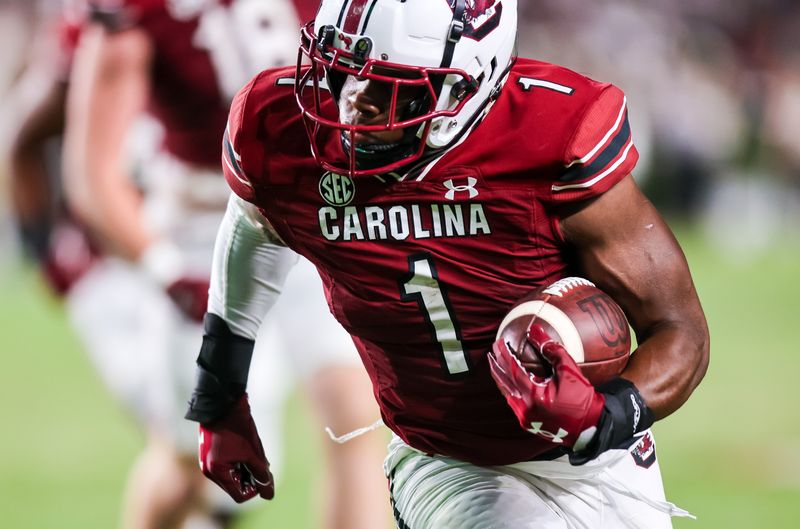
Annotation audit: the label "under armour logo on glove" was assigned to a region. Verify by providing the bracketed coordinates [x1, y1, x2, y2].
[488, 324, 605, 450]
[527, 422, 569, 443]
[444, 177, 479, 200]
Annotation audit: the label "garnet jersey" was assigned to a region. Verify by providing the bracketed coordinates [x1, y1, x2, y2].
[87, 0, 317, 167]
[224, 58, 639, 465]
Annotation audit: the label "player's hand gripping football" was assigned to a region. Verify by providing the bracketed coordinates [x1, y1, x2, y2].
[198, 394, 274, 503]
[488, 324, 605, 450]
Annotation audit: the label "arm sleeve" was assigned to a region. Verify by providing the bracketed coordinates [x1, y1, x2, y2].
[208, 193, 298, 340]
[549, 85, 638, 203]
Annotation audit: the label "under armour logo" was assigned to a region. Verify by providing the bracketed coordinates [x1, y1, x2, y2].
[630, 394, 641, 433]
[444, 177, 478, 200]
[528, 422, 569, 443]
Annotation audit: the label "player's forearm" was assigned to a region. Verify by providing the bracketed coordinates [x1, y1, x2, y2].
[65, 162, 151, 260]
[186, 194, 296, 424]
[208, 193, 298, 339]
[61, 79, 151, 260]
[622, 316, 709, 420]
[560, 176, 710, 421]
[62, 23, 153, 260]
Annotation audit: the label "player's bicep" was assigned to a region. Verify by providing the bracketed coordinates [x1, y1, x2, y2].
[560, 176, 709, 416]
[558, 175, 699, 335]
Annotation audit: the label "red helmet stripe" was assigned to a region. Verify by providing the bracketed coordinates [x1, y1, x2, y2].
[342, 0, 370, 33]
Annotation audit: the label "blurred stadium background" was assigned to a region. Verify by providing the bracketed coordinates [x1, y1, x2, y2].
[1, 0, 799, 528]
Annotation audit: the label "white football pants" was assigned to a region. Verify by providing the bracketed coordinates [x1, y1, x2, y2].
[386, 431, 693, 529]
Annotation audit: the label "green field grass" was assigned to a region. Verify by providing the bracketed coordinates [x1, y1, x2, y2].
[1, 226, 799, 528]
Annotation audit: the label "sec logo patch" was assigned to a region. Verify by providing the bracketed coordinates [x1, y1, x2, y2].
[319, 172, 355, 206]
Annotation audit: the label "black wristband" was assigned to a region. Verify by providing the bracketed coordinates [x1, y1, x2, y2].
[569, 377, 654, 465]
[184, 313, 255, 424]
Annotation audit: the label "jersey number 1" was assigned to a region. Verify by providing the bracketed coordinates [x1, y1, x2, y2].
[401, 255, 470, 375]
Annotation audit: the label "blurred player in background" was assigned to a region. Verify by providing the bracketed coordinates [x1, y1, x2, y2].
[11, 1, 392, 528]
[0, 0, 41, 99]
[5, 0, 99, 298]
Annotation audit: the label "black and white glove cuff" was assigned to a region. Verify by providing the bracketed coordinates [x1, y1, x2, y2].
[570, 377, 654, 465]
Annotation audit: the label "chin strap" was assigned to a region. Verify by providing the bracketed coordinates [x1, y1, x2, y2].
[341, 133, 418, 172]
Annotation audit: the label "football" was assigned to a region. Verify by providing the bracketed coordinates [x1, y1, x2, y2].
[494, 277, 631, 386]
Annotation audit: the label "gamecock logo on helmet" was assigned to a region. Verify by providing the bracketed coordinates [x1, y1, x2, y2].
[447, 0, 503, 41]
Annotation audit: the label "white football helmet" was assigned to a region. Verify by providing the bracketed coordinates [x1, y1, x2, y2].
[296, 0, 517, 176]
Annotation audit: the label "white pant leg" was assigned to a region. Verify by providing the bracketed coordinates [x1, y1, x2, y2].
[67, 258, 164, 428]
[68, 257, 289, 515]
[67, 258, 206, 452]
[386, 437, 566, 529]
[67, 257, 288, 458]
[386, 432, 690, 529]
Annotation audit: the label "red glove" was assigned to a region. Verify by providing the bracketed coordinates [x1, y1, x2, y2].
[198, 394, 274, 503]
[488, 324, 605, 449]
[40, 221, 99, 296]
[167, 277, 210, 323]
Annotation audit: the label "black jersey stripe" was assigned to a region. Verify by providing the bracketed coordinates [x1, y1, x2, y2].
[222, 130, 242, 176]
[559, 113, 631, 184]
[389, 471, 414, 529]
[359, 0, 379, 35]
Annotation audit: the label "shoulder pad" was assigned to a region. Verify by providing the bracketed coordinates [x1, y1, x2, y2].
[507, 61, 638, 203]
[222, 67, 300, 196]
[552, 84, 637, 202]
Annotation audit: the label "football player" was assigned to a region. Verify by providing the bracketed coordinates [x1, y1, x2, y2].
[186, 0, 710, 528]
[61, 1, 388, 529]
